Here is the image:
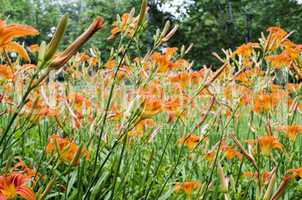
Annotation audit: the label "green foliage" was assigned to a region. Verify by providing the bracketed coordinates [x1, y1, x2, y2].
[2, 0, 302, 68]
[172, 0, 302, 68]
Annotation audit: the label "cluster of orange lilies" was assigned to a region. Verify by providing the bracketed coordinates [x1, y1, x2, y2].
[1, 4, 302, 199]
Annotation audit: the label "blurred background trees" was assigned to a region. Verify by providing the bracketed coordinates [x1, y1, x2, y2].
[1, 0, 302, 68]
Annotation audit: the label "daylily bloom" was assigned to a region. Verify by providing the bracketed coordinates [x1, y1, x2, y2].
[277, 124, 302, 141]
[258, 136, 283, 155]
[109, 12, 139, 39]
[138, 80, 164, 98]
[234, 42, 258, 58]
[267, 27, 288, 42]
[151, 52, 170, 73]
[14, 159, 40, 188]
[247, 135, 283, 155]
[168, 71, 191, 88]
[128, 118, 156, 137]
[164, 47, 178, 58]
[164, 96, 190, 122]
[174, 181, 201, 196]
[221, 143, 242, 160]
[104, 58, 116, 69]
[288, 167, 302, 178]
[190, 69, 205, 85]
[266, 27, 288, 50]
[68, 92, 91, 112]
[0, 65, 13, 80]
[14, 159, 36, 178]
[108, 104, 123, 121]
[171, 59, 189, 70]
[178, 134, 205, 151]
[205, 150, 216, 162]
[141, 97, 162, 118]
[0, 19, 39, 61]
[46, 134, 90, 164]
[265, 50, 295, 68]
[253, 92, 279, 113]
[243, 171, 272, 185]
[0, 173, 35, 200]
[235, 68, 264, 87]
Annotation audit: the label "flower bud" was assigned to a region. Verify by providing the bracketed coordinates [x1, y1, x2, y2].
[263, 167, 277, 200]
[162, 25, 178, 42]
[217, 162, 228, 193]
[39, 177, 56, 200]
[44, 14, 68, 61]
[160, 21, 171, 39]
[137, 0, 148, 28]
[49, 16, 104, 70]
[38, 41, 47, 66]
[122, 95, 144, 125]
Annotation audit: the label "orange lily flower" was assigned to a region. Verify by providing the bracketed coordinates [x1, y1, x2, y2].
[234, 42, 258, 58]
[0, 173, 35, 200]
[190, 69, 205, 85]
[266, 26, 288, 50]
[164, 96, 190, 122]
[128, 118, 156, 137]
[235, 68, 264, 87]
[178, 134, 205, 151]
[138, 80, 164, 98]
[265, 50, 296, 68]
[109, 13, 137, 39]
[164, 47, 178, 58]
[0, 19, 39, 61]
[277, 124, 302, 141]
[14, 159, 40, 188]
[104, 58, 116, 69]
[0, 65, 13, 80]
[174, 181, 201, 196]
[267, 27, 287, 41]
[108, 104, 123, 121]
[288, 167, 302, 178]
[171, 59, 189, 70]
[151, 52, 170, 73]
[253, 92, 279, 113]
[221, 143, 242, 160]
[141, 97, 162, 118]
[243, 171, 272, 185]
[205, 150, 216, 162]
[68, 92, 91, 112]
[249, 135, 283, 155]
[46, 134, 90, 164]
[168, 71, 190, 88]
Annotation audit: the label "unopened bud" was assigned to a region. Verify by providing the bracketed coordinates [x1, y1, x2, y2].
[217, 162, 228, 193]
[162, 25, 178, 42]
[39, 177, 56, 200]
[44, 15, 68, 61]
[263, 167, 277, 200]
[137, 0, 148, 28]
[185, 43, 193, 55]
[122, 95, 144, 125]
[160, 21, 171, 39]
[49, 16, 104, 70]
[38, 41, 47, 66]
[180, 45, 185, 57]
